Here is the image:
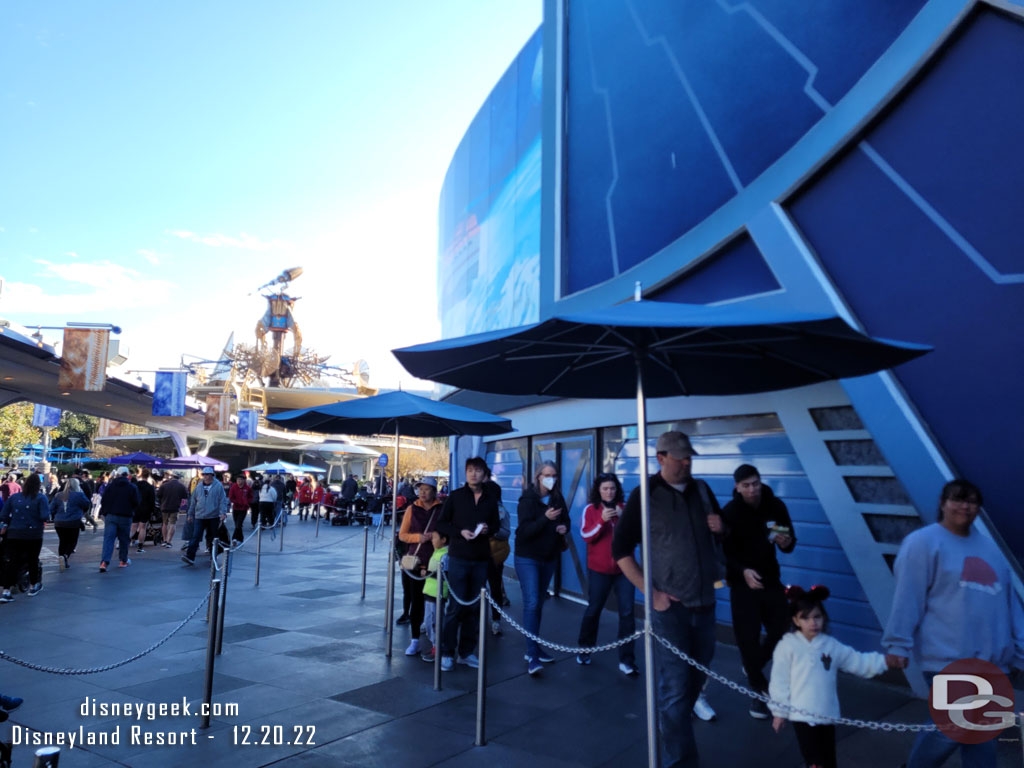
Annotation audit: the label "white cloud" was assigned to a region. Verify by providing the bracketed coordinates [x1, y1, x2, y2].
[166, 229, 290, 251]
[64, 251, 79, 259]
[3, 258, 175, 314]
[137, 249, 161, 265]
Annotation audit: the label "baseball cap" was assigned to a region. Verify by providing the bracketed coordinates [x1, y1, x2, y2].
[655, 431, 698, 458]
[115, 466, 130, 476]
[201, 466, 216, 475]
[415, 477, 438, 489]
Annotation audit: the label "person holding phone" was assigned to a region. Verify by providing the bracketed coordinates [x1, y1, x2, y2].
[436, 457, 500, 671]
[514, 460, 571, 676]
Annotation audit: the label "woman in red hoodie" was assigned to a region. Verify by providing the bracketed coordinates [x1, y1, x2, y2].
[575, 472, 637, 675]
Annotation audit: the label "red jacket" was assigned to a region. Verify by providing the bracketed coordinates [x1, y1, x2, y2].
[580, 502, 625, 575]
[228, 482, 252, 511]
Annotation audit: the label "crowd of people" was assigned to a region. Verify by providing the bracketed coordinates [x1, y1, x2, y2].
[2, 435, 1021, 768]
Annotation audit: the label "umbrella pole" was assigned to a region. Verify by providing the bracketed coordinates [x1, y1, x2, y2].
[636, 363, 658, 768]
[384, 425, 400, 659]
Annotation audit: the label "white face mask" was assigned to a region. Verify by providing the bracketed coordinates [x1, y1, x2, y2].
[541, 476, 556, 491]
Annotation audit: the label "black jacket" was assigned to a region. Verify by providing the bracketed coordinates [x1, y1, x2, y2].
[341, 477, 358, 500]
[137, 481, 156, 514]
[514, 485, 570, 562]
[612, 473, 724, 608]
[720, 485, 796, 590]
[436, 484, 500, 562]
[99, 476, 140, 519]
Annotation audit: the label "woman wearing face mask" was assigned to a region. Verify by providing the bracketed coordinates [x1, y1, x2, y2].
[514, 460, 571, 676]
[575, 472, 638, 675]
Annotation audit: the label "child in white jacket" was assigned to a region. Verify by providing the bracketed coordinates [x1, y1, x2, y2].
[769, 585, 896, 768]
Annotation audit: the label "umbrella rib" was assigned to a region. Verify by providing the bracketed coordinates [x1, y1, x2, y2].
[537, 329, 617, 394]
[646, 349, 690, 395]
[648, 327, 711, 349]
[568, 349, 633, 372]
[701, 328, 835, 379]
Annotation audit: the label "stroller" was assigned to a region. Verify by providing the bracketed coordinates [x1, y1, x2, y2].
[142, 506, 164, 546]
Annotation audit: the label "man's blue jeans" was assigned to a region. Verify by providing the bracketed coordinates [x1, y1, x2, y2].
[578, 568, 636, 663]
[650, 602, 716, 768]
[101, 515, 132, 564]
[186, 518, 222, 561]
[514, 555, 557, 661]
[907, 673, 998, 768]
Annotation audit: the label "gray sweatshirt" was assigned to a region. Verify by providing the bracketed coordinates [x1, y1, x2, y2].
[186, 480, 229, 520]
[882, 523, 1024, 673]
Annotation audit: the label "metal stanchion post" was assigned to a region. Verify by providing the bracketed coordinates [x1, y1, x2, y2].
[475, 587, 487, 747]
[216, 549, 230, 655]
[315, 507, 321, 538]
[360, 525, 369, 599]
[279, 517, 285, 551]
[207, 540, 218, 623]
[202, 579, 221, 730]
[255, 524, 262, 587]
[433, 584, 443, 691]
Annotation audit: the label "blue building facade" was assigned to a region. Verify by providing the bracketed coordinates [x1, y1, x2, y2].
[438, 0, 1023, 682]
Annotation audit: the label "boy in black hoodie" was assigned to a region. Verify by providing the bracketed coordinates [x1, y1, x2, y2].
[720, 464, 797, 720]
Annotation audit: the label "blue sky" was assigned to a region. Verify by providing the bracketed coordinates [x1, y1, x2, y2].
[0, 1, 541, 389]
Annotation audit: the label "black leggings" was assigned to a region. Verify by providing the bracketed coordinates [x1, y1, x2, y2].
[2, 538, 42, 588]
[56, 526, 81, 557]
[401, 570, 426, 639]
[793, 723, 836, 768]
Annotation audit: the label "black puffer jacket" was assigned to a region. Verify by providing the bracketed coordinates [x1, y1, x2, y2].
[514, 485, 570, 562]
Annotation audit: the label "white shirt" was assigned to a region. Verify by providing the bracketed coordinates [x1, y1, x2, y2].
[768, 631, 886, 724]
[259, 485, 277, 504]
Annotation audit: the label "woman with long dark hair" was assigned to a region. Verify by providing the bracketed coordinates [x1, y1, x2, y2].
[0, 473, 50, 601]
[575, 471, 637, 674]
[50, 477, 91, 571]
[514, 460, 571, 676]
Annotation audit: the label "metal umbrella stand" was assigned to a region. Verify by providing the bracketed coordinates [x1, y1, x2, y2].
[392, 289, 930, 767]
[267, 390, 513, 659]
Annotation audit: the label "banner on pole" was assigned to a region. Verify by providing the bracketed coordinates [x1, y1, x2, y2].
[153, 371, 188, 417]
[32, 404, 62, 428]
[204, 394, 231, 431]
[58, 328, 110, 391]
[237, 409, 258, 440]
[98, 418, 122, 437]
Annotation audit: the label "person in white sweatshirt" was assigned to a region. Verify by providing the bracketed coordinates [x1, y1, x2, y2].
[769, 585, 896, 768]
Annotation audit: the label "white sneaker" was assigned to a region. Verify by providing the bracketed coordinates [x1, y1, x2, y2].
[404, 639, 420, 656]
[491, 620, 502, 636]
[693, 693, 717, 721]
[440, 656, 454, 671]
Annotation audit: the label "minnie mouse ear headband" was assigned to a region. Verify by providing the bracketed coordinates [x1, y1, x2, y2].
[785, 584, 831, 603]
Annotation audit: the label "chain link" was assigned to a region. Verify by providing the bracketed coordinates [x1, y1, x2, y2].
[442, 572, 482, 606]
[0, 585, 214, 676]
[649, 631, 938, 733]
[485, 592, 641, 654]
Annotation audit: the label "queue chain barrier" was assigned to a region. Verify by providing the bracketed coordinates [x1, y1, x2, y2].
[438, 573, 943, 734]
[0, 585, 215, 676]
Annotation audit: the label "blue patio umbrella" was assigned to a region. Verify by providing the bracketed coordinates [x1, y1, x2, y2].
[109, 452, 164, 467]
[268, 389, 513, 658]
[393, 295, 930, 766]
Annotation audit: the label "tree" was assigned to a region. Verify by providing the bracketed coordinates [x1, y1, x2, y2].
[0, 403, 39, 465]
[374, 437, 449, 479]
[52, 411, 99, 449]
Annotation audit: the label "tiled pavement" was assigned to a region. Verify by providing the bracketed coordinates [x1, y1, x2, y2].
[1, 519, 1020, 767]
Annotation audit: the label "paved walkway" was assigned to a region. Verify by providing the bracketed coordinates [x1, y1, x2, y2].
[1, 518, 1020, 767]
